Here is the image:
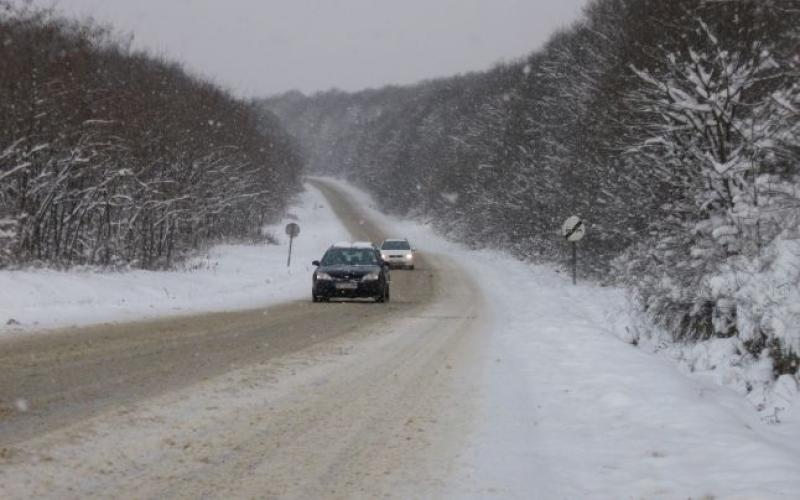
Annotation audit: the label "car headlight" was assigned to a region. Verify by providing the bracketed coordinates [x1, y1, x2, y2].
[316, 272, 333, 281]
[405, 253, 413, 260]
[362, 272, 380, 281]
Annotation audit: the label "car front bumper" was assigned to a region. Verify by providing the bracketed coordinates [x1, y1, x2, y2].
[383, 256, 414, 269]
[314, 280, 384, 298]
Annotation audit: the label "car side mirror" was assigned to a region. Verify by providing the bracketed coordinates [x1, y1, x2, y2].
[312, 260, 320, 267]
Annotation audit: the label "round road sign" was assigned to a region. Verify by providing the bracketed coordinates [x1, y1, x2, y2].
[285, 223, 300, 238]
[561, 216, 585, 242]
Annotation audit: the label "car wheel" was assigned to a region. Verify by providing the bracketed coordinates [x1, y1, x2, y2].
[409, 265, 415, 270]
[312, 293, 319, 303]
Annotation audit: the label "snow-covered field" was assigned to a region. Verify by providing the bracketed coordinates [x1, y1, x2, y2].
[0, 185, 349, 335]
[324, 178, 800, 499]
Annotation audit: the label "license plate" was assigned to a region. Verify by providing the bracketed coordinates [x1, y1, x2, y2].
[336, 282, 358, 290]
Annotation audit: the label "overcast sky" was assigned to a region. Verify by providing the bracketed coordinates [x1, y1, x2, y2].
[46, 0, 588, 98]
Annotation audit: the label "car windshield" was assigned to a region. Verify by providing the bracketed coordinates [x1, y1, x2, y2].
[321, 248, 378, 266]
[381, 240, 410, 250]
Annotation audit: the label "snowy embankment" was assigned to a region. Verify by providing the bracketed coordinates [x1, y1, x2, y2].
[324, 178, 800, 499]
[0, 185, 349, 335]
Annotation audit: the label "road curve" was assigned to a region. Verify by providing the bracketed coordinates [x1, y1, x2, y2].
[0, 179, 487, 499]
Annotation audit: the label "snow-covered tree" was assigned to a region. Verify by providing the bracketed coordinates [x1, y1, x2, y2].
[622, 17, 800, 348]
[0, 5, 302, 269]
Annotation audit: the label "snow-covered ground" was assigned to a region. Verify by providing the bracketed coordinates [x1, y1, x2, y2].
[0, 185, 349, 335]
[3, 178, 800, 498]
[324, 178, 800, 499]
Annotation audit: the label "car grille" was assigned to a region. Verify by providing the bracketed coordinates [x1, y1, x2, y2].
[327, 271, 367, 280]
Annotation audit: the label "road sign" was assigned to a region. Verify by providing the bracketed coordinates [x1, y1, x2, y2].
[561, 216, 585, 242]
[285, 223, 300, 267]
[561, 216, 585, 285]
[285, 223, 300, 238]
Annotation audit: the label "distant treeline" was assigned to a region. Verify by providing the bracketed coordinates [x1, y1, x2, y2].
[0, 3, 302, 269]
[263, 0, 800, 371]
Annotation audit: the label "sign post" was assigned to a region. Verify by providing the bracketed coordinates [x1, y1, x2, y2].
[561, 216, 585, 285]
[285, 223, 300, 268]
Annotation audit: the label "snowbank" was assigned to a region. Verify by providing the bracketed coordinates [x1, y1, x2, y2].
[617, 233, 800, 424]
[0, 184, 350, 335]
[736, 236, 800, 355]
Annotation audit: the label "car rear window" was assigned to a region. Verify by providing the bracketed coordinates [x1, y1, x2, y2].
[381, 241, 410, 250]
[321, 248, 379, 266]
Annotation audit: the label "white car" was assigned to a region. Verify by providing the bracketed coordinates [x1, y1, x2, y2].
[380, 238, 415, 270]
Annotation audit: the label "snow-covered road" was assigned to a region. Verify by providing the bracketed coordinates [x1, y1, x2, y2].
[1, 179, 798, 499]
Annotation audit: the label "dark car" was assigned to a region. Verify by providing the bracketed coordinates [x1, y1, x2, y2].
[312, 242, 390, 303]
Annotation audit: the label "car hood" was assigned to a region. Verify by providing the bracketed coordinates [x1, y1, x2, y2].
[317, 264, 381, 279]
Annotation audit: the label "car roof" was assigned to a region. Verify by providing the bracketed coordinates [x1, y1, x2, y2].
[331, 241, 376, 249]
[382, 238, 409, 243]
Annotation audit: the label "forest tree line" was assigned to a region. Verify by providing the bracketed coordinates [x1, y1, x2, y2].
[262, 0, 800, 373]
[0, 3, 302, 269]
